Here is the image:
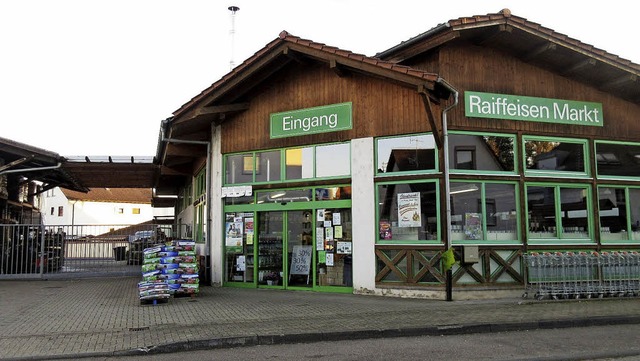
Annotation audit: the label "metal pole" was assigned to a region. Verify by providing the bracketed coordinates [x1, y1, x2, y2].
[437, 77, 459, 301]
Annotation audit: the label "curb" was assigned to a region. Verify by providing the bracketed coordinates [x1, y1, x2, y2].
[6, 315, 639, 360]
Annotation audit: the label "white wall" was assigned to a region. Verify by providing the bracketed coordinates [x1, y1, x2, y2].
[351, 137, 377, 293]
[40, 187, 155, 234]
[209, 124, 223, 286]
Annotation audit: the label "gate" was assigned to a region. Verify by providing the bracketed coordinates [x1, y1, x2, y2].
[0, 223, 186, 279]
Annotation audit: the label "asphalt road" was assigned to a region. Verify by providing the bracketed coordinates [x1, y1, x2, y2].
[56, 323, 640, 361]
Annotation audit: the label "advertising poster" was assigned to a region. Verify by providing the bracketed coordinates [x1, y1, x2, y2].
[379, 220, 392, 239]
[316, 227, 324, 251]
[337, 241, 352, 254]
[326, 253, 334, 266]
[334, 225, 343, 239]
[398, 192, 421, 227]
[245, 217, 254, 245]
[333, 212, 341, 225]
[225, 221, 243, 247]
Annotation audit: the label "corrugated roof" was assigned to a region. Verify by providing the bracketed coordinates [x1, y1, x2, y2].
[61, 188, 152, 204]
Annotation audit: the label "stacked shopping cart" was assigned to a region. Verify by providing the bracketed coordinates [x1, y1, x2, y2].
[524, 251, 640, 300]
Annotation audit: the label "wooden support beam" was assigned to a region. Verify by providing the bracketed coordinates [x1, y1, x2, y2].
[523, 42, 556, 62]
[418, 85, 442, 150]
[330, 59, 349, 77]
[562, 58, 596, 75]
[601, 74, 637, 90]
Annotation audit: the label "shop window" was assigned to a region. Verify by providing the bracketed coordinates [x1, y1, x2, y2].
[377, 181, 439, 243]
[449, 181, 518, 243]
[376, 134, 437, 174]
[255, 150, 281, 183]
[599, 186, 640, 243]
[226, 153, 254, 184]
[256, 189, 313, 204]
[595, 141, 640, 178]
[527, 184, 592, 241]
[285, 147, 314, 180]
[449, 133, 515, 173]
[315, 143, 350, 177]
[524, 137, 588, 177]
[315, 186, 351, 201]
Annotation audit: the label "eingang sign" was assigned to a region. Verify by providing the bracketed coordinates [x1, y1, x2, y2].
[465, 91, 603, 126]
[270, 102, 352, 139]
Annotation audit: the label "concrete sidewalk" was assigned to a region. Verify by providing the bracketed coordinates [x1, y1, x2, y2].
[1, 277, 640, 360]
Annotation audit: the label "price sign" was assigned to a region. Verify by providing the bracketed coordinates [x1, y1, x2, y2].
[290, 245, 312, 275]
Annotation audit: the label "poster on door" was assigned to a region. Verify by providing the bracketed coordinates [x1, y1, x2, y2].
[225, 221, 243, 247]
[398, 192, 421, 227]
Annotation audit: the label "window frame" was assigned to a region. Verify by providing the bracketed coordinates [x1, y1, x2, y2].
[523, 136, 590, 178]
[525, 182, 594, 244]
[597, 184, 640, 245]
[449, 180, 520, 245]
[375, 179, 441, 245]
[595, 140, 640, 181]
[448, 131, 518, 175]
[224, 141, 351, 186]
[375, 133, 439, 176]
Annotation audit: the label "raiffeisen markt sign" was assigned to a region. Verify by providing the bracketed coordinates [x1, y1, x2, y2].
[465, 91, 603, 127]
[270, 102, 353, 139]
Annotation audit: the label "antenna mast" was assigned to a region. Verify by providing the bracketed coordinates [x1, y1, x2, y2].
[228, 6, 240, 70]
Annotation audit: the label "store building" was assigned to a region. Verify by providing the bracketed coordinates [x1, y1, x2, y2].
[156, 9, 640, 299]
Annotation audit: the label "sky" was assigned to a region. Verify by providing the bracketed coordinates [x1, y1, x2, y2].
[1, 0, 638, 157]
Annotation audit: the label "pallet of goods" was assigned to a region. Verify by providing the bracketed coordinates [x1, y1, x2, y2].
[139, 240, 199, 302]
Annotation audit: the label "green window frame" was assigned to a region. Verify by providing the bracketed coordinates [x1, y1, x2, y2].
[598, 185, 640, 244]
[525, 182, 594, 244]
[595, 140, 640, 180]
[375, 133, 438, 176]
[224, 142, 351, 186]
[523, 136, 590, 178]
[449, 180, 520, 245]
[448, 131, 517, 175]
[376, 179, 440, 244]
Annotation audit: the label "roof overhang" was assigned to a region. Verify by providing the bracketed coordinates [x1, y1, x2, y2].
[377, 9, 640, 104]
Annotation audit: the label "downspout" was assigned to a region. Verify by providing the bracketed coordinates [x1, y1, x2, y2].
[436, 77, 459, 301]
[160, 120, 212, 279]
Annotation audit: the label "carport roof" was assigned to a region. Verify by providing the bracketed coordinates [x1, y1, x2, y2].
[0, 137, 158, 192]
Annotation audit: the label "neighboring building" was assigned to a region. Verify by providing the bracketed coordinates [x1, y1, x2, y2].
[41, 187, 172, 236]
[155, 9, 640, 299]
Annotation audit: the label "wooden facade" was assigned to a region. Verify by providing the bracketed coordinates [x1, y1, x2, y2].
[221, 63, 438, 154]
[159, 10, 640, 297]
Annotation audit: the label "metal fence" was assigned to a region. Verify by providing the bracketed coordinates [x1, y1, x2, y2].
[0, 223, 192, 279]
[524, 251, 640, 300]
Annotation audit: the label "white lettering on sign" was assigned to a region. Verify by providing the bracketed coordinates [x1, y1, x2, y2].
[282, 114, 338, 132]
[468, 95, 550, 119]
[467, 95, 601, 124]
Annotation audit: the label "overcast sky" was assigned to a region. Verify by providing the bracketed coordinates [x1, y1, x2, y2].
[1, 0, 638, 156]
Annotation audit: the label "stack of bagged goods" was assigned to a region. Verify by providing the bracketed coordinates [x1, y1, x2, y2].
[140, 240, 200, 297]
[138, 245, 171, 304]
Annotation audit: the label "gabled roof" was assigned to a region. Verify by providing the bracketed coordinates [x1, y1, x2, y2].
[61, 188, 152, 204]
[171, 30, 444, 126]
[377, 9, 640, 104]
[156, 30, 451, 197]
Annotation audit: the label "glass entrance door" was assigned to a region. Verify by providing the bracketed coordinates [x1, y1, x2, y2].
[257, 211, 284, 286]
[257, 210, 313, 288]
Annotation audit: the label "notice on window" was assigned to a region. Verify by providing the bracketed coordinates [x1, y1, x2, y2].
[398, 192, 421, 227]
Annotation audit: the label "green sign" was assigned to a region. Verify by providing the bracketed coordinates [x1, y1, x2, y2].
[465, 91, 603, 126]
[270, 102, 352, 139]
